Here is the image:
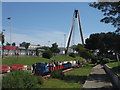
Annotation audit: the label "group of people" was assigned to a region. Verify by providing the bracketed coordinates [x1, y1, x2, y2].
[46, 60, 63, 67]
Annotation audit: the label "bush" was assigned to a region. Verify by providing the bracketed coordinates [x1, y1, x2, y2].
[91, 57, 98, 64]
[69, 53, 76, 58]
[51, 70, 64, 79]
[37, 76, 44, 85]
[42, 50, 52, 59]
[101, 58, 110, 64]
[2, 70, 38, 88]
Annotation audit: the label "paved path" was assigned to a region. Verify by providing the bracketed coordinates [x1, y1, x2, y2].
[83, 64, 113, 89]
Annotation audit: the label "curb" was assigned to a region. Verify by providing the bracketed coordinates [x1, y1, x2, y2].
[103, 64, 120, 89]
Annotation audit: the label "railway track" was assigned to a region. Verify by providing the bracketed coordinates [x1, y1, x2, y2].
[42, 67, 80, 79]
[42, 68, 74, 79]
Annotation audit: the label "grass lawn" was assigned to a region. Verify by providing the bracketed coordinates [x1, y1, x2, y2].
[106, 62, 120, 76]
[39, 78, 80, 88]
[51, 55, 84, 61]
[39, 66, 92, 88]
[2, 56, 91, 88]
[2, 56, 84, 66]
[2, 56, 50, 66]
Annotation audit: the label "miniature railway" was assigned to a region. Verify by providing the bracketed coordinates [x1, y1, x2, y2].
[42, 68, 74, 79]
[42, 65, 83, 80]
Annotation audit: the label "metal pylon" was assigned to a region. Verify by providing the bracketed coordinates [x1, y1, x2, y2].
[65, 9, 84, 55]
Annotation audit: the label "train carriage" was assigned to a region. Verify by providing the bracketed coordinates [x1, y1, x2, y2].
[0, 65, 10, 73]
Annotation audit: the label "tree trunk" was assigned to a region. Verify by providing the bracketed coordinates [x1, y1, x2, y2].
[116, 53, 119, 62]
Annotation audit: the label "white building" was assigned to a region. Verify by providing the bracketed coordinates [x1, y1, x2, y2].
[0, 44, 44, 57]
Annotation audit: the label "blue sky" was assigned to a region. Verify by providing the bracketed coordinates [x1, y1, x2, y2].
[2, 2, 115, 47]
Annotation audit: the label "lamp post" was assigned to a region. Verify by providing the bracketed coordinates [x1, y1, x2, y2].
[1, 29, 5, 59]
[7, 17, 12, 45]
[64, 34, 66, 48]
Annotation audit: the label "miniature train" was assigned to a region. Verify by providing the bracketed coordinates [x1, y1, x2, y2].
[0, 60, 85, 75]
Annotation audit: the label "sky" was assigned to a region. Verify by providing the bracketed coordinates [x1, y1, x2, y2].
[2, 2, 115, 47]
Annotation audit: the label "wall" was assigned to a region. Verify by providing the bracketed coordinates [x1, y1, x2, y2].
[103, 65, 120, 88]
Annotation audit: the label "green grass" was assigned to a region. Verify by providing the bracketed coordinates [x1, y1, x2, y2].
[51, 55, 84, 61]
[106, 61, 120, 67]
[39, 66, 92, 88]
[2, 56, 84, 66]
[2, 56, 50, 66]
[65, 67, 92, 76]
[2, 56, 91, 88]
[39, 78, 80, 88]
[106, 62, 120, 76]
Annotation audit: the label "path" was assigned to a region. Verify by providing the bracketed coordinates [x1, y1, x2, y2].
[83, 64, 113, 89]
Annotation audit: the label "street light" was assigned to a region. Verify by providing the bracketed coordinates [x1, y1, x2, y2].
[1, 29, 5, 58]
[7, 17, 12, 45]
[64, 34, 66, 48]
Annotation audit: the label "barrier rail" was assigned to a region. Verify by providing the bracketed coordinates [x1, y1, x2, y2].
[103, 64, 120, 88]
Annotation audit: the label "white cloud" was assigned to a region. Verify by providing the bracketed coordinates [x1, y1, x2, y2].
[4, 31, 67, 47]
[4, 29, 87, 47]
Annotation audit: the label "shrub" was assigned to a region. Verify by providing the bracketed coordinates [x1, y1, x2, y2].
[37, 76, 44, 85]
[69, 53, 76, 58]
[51, 70, 64, 79]
[2, 70, 38, 88]
[42, 50, 52, 59]
[101, 58, 110, 64]
[91, 57, 97, 64]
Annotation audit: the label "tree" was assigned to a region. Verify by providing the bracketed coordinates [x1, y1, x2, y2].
[0, 33, 4, 45]
[6, 42, 11, 46]
[24, 43, 30, 55]
[42, 50, 52, 59]
[20, 42, 30, 55]
[75, 44, 94, 59]
[85, 32, 120, 60]
[89, 2, 120, 33]
[12, 42, 16, 46]
[50, 43, 60, 56]
[0, 33, 5, 58]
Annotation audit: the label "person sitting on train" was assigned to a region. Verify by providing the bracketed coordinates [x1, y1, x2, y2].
[78, 60, 80, 65]
[54, 61, 58, 66]
[59, 61, 62, 65]
[51, 62, 56, 67]
[32, 63, 36, 73]
[67, 61, 71, 64]
[46, 63, 50, 67]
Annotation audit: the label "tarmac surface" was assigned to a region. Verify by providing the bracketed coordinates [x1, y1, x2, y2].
[83, 64, 113, 89]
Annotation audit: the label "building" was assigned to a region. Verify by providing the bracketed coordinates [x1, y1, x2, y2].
[0, 44, 44, 57]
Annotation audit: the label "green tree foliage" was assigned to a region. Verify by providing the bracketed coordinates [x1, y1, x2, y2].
[101, 58, 110, 64]
[6, 42, 11, 46]
[20, 42, 30, 55]
[35, 46, 50, 56]
[12, 42, 16, 46]
[75, 44, 94, 59]
[69, 52, 76, 58]
[85, 32, 120, 57]
[50, 43, 60, 55]
[89, 2, 120, 33]
[2, 70, 38, 88]
[42, 50, 52, 59]
[0, 33, 4, 44]
[51, 70, 64, 80]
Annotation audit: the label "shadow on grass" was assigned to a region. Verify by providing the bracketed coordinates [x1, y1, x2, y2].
[111, 65, 120, 77]
[61, 75, 87, 84]
[87, 74, 112, 83]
